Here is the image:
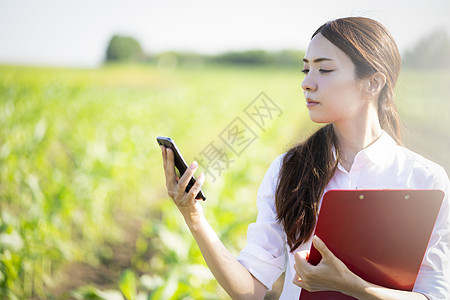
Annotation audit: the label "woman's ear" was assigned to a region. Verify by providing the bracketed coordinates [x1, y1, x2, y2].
[363, 72, 386, 99]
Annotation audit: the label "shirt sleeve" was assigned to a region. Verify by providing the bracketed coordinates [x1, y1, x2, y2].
[413, 166, 450, 300]
[236, 154, 287, 290]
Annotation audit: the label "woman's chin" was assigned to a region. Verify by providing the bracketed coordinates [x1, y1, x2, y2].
[308, 113, 329, 124]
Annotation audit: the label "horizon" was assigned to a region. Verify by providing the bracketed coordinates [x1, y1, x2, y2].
[1, 0, 449, 68]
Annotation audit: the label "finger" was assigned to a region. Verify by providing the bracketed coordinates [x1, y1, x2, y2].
[177, 161, 198, 195]
[188, 172, 205, 199]
[294, 250, 309, 264]
[293, 259, 303, 277]
[160, 146, 169, 182]
[164, 148, 178, 188]
[294, 250, 311, 276]
[312, 235, 334, 260]
[160, 145, 166, 168]
[292, 273, 305, 287]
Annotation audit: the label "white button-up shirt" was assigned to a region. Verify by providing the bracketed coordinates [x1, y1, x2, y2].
[237, 131, 450, 300]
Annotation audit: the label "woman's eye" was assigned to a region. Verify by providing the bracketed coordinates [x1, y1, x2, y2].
[319, 69, 333, 74]
[301, 69, 333, 75]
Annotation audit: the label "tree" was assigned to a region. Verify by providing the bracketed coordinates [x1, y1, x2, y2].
[403, 28, 450, 70]
[105, 35, 145, 62]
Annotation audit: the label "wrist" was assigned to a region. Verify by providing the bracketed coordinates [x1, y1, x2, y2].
[179, 203, 205, 228]
[334, 267, 368, 298]
[185, 214, 207, 233]
[342, 273, 373, 299]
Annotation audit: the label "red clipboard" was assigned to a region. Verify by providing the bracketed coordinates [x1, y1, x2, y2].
[299, 189, 444, 300]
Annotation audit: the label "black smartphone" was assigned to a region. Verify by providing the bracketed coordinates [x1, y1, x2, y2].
[157, 136, 206, 200]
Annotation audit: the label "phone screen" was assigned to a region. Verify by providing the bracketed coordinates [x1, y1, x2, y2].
[157, 136, 206, 200]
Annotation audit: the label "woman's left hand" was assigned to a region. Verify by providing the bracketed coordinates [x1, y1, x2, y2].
[293, 235, 358, 293]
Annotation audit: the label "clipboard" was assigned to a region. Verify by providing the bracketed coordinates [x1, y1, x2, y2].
[299, 189, 444, 300]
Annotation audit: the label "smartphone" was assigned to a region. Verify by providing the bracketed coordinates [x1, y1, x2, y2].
[157, 136, 206, 200]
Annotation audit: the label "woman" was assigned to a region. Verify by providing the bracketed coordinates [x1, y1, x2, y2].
[160, 17, 450, 299]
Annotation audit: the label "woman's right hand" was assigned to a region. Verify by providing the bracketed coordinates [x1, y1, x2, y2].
[160, 145, 206, 224]
[161, 145, 267, 299]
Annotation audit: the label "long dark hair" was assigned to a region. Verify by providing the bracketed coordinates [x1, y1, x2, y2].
[275, 17, 402, 251]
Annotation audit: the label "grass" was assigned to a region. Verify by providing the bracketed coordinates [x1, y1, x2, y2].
[0, 63, 449, 299]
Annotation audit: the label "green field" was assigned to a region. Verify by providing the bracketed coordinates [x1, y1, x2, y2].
[0, 63, 449, 299]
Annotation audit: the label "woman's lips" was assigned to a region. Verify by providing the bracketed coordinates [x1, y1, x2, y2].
[306, 98, 319, 108]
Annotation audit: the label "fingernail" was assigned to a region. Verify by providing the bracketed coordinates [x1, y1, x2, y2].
[192, 161, 198, 167]
[198, 173, 205, 180]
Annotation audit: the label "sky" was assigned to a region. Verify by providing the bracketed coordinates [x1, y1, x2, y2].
[0, 0, 449, 68]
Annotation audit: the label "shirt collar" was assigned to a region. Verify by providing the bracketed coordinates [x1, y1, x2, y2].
[359, 130, 397, 167]
[332, 130, 398, 170]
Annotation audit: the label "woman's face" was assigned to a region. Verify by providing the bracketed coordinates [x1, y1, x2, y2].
[301, 33, 368, 125]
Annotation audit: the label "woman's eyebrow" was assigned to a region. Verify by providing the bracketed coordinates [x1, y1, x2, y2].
[302, 57, 334, 63]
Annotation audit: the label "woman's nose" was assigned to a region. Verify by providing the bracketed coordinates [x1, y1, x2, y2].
[301, 75, 317, 92]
